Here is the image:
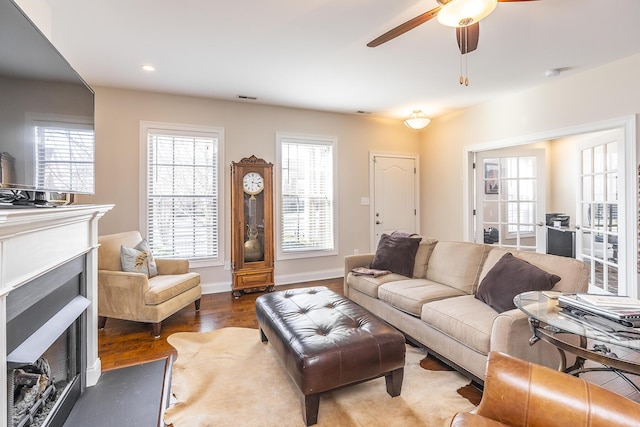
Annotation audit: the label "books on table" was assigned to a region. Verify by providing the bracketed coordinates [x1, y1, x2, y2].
[558, 293, 640, 328]
[575, 294, 640, 308]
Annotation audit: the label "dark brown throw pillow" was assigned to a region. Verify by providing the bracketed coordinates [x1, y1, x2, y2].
[475, 252, 561, 313]
[370, 233, 422, 277]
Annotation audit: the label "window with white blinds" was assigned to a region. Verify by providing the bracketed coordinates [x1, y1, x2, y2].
[145, 126, 222, 261]
[35, 120, 94, 193]
[277, 133, 337, 258]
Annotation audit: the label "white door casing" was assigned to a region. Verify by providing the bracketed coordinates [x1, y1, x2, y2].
[463, 115, 636, 297]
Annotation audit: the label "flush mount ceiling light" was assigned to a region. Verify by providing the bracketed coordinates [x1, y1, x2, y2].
[404, 110, 431, 130]
[141, 64, 155, 72]
[437, 0, 498, 27]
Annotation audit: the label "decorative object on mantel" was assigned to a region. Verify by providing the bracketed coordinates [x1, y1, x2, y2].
[404, 110, 431, 129]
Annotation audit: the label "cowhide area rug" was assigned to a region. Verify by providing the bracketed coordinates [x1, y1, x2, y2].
[164, 327, 477, 427]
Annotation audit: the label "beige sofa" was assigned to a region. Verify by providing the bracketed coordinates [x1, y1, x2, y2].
[344, 239, 589, 382]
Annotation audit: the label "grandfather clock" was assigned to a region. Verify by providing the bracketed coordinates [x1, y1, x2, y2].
[230, 155, 274, 298]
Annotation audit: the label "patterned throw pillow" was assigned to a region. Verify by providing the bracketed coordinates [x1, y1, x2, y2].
[120, 239, 158, 278]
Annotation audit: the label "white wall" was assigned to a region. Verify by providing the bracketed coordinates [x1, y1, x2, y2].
[548, 136, 578, 221]
[420, 53, 640, 241]
[77, 88, 420, 291]
[74, 53, 640, 292]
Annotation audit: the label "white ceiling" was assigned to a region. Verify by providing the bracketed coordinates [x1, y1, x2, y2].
[22, 0, 640, 121]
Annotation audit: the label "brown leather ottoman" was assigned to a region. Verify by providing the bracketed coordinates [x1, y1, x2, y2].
[255, 286, 406, 426]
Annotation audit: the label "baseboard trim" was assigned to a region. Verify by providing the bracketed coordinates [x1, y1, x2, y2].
[86, 357, 102, 387]
[201, 268, 343, 294]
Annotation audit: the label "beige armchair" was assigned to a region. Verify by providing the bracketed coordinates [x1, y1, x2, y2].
[97, 231, 201, 338]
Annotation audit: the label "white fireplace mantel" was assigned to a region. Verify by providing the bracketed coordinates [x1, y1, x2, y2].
[0, 204, 113, 427]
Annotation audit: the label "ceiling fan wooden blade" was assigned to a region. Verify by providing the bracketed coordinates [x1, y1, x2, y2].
[497, 0, 539, 2]
[456, 22, 479, 54]
[367, 6, 441, 47]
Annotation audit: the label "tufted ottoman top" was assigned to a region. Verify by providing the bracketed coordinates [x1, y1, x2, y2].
[255, 286, 406, 395]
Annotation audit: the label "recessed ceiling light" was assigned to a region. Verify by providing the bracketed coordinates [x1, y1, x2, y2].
[142, 65, 155, 72]
[545, 68, 560, 78]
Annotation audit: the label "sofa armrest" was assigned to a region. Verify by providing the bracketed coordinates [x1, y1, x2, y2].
[464, 351, 640, 427]
[343, 253, 375, 294]
[490, 308, 580, 371]
[155, 258, 190, 275]
[97, 270, 149, 318]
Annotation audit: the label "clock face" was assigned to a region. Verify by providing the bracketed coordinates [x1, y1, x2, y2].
[243, 172, 264, 195]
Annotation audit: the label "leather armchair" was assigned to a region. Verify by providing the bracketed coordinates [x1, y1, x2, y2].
[451, 351, 640, 427]
[97, 231, 201, 337]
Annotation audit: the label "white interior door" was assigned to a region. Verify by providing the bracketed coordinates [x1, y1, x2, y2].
[475, 149, 546, 252]
[371, 155, 417, 250]
[575, 129, 624, 295]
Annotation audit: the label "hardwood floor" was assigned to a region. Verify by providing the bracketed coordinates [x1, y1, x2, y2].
[98, 278, 345, 370]
[98, 277, 640, 404]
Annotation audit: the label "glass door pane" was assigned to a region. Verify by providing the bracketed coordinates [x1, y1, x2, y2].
[477, 150, 545, 252]
[577, 133, 620, 294]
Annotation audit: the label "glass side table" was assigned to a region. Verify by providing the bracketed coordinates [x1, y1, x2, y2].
[515, 291, 640, 391]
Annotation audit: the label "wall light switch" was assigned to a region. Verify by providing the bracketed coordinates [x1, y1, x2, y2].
[360, 197, 369, 206]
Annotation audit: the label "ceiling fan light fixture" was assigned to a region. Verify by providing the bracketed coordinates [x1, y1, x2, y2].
[404, 110, 431, 130]
[437, 0, 498, 28]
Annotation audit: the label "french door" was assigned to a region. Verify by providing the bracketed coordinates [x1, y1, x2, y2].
[575, 129, 624, 295]
[475, 149, 545, 252]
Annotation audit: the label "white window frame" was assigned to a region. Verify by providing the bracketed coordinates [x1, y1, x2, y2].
[139, 121, 225, 268]
[276, 132, 338, 260]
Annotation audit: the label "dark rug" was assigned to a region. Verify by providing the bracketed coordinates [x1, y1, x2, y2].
[63, 358, 170, 427]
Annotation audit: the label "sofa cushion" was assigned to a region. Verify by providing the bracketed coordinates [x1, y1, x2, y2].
[370, 233, 422, 277]
[476, 252, 561, 313]
[347, 272, 410, 298]
[421, 295, 500, 355]
[98, 231, 144, 271]
[378, 279, 466, 316]
[145, 272, 201, 305]
[412, 238, 438, 279]
[426, 241, 490, 294]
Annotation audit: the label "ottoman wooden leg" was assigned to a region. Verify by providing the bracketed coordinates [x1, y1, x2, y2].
[385, 367, 404, 397]
[260, 328, 268, 343]
[303, 394, 320, 426]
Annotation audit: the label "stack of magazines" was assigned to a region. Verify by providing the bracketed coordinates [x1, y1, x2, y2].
[558, 294, 640, 328]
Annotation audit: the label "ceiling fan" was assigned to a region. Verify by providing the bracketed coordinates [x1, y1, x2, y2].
[367, 0, 538, 55]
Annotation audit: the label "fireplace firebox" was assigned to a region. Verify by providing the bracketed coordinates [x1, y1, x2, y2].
[6, 256, 88, 427]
